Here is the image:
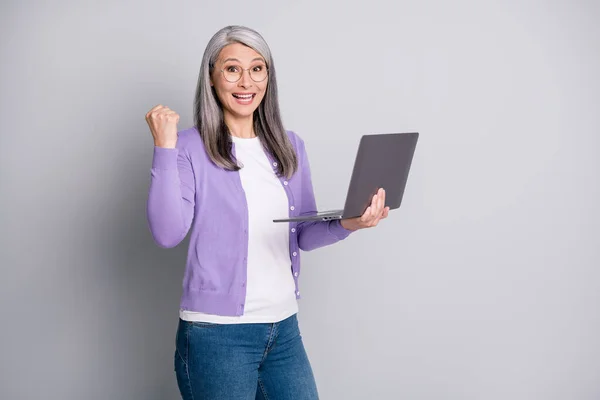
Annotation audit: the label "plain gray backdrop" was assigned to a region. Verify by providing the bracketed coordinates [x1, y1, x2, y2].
[1, 0, 599, 399]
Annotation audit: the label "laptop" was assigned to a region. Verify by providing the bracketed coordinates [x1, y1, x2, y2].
[273, 132, 419, 223]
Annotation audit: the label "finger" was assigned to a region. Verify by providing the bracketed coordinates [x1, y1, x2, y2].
[146, 104, 164, 119]
[374, 190, 384, 218]
[361, 206, 372, 223]
[375, 207, 389, 224]
[374, 193, 384, 221]
[369, 190, 385, 226]
[157, 111, 178, 120]
[375, 190, 384, 216]
[371, 211, 384, 226]
[371, 194, 379, 219]
[148, 105, 170, 120]
[371, 217, 381, 227]
[382, 206, 390, 219]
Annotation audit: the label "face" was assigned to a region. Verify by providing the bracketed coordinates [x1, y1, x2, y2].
[210, 43, 268, 120]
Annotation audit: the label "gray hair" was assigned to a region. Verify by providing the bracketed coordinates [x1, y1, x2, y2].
[193, 25, 297, 178]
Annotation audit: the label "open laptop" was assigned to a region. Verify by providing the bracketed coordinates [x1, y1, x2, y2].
[273, 132, 419, 223]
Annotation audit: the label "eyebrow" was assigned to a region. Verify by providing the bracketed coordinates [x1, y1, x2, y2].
[221, 57, 265, 64]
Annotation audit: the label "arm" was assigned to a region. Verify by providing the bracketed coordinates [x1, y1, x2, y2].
[146, 143, 195, 248]
[295, 138, 353, 251]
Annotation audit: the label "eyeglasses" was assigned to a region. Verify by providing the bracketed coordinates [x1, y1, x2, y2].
[219, 64, 268, 83]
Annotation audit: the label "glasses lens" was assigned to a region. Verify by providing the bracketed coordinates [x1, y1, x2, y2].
[224, 68, 241, 82]
[250, 65, 268, 82]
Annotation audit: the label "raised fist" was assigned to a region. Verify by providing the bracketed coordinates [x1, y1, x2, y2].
[145, 104, 179, 148]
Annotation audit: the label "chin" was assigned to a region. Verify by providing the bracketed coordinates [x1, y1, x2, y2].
[230, 107, 257, 119]
[227, 100, 262, 116]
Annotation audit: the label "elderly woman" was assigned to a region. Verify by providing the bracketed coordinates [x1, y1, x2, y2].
[145, 25, 388, 400]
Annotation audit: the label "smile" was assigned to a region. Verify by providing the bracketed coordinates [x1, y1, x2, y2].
[232, 93, 256, 104]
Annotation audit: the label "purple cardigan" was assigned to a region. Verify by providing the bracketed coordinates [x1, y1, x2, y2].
[146, 127, 353, 316]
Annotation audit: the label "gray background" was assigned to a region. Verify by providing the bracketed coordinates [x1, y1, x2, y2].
[1, 0, 599, 399]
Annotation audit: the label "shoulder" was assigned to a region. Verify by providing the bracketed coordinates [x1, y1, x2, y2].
[176, 126, 202, 149]
[285, 129, 307, 155]
[175, 126, 207, 159]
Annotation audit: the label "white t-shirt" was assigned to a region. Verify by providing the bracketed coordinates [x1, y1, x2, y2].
[180, 135, 298, 323]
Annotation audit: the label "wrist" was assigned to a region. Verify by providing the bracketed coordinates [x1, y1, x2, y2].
[340, 218, 358, 232]
[154, 140, 177, 149]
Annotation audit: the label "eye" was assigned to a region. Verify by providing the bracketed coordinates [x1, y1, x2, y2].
[225, 65, 240, 73]
[252, 65, 265, 72]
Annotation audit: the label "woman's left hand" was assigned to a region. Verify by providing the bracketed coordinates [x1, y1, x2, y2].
[340, 188, 390, 231]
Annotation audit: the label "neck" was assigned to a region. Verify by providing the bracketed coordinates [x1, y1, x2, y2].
[225, 112, 256, 139]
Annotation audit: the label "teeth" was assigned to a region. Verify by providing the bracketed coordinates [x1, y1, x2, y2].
[233, 94, 253, 99]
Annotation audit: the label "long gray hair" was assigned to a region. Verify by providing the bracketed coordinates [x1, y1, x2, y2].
[193, 25, 297, 178]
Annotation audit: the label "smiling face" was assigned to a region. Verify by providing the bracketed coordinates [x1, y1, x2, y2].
[210, 43, 268, 122]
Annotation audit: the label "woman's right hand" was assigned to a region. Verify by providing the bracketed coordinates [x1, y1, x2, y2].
[145, 104, 180, 148]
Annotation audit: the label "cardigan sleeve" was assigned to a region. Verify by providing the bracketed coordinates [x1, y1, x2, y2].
[146, 141, 196, 248]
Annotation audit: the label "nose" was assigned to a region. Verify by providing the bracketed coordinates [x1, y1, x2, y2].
[238, 69, 253, 89]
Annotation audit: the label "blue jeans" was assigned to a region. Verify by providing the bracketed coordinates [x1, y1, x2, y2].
[174, 313, 320, 399]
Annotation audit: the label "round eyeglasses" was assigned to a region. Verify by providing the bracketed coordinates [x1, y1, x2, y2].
[219, 64, 268, 83]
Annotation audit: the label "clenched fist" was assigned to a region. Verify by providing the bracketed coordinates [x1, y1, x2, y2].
[145, 105, 180, 148]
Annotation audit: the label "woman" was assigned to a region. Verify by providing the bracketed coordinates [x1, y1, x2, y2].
[145, 25, 389, 400]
